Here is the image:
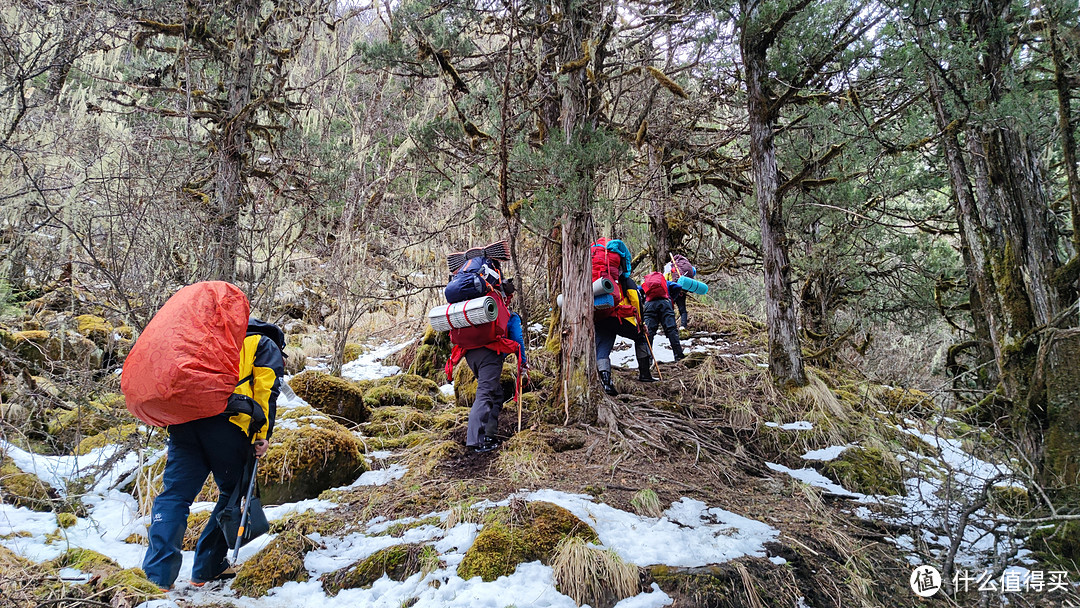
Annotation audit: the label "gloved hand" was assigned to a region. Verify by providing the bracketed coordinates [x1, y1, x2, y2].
[253, 439, 269, 458]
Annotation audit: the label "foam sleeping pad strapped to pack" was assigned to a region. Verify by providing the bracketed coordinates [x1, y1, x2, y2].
[593, 277, 614, 296]
[594, 293, 615, 310]
[677, 275, 709, 295]
[428, 296, 499, 332]
[121, 281, 251, 427]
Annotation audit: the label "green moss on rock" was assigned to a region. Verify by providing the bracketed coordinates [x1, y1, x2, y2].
[363, 385, 432, 410]
[321, 543, 437, 595]
[0, 456, 57, 511]
[258, 416, 367, 504]
[233, 530, 314, 597]
[818, 447, 905, 496]
[289, 371, 368, 424]
[75, 423, 146, 456]
[457, 501, 597, 581]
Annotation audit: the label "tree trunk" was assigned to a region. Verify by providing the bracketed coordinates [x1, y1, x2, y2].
[646, 144, 672, 272]
[740, 21, 807, 388]
[556, 0, 605, 424]
[561, 211, 598, 423]
[1049, 24, 1080, 255]
[923, 59, 1003, 386]
[211, 0, 259, 282]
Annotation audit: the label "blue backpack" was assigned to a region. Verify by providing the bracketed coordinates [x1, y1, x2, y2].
[445, 256, 503, 304]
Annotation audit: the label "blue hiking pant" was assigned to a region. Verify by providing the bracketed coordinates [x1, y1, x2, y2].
[595, 316, 649, 373]
[465, 347, 507, 447]
[143, 416, 251, 588]
[644, 299, 684, 359]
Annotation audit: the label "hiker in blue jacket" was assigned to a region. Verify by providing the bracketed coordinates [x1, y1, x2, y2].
[142, 319, 285, 590]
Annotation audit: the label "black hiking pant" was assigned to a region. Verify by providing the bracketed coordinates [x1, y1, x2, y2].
[644, 298, 684, 360]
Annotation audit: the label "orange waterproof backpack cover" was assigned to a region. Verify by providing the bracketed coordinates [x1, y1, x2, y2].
[122, 281, 251, 427]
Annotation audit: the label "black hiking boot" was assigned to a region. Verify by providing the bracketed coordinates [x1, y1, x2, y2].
[599, 370, 618, 396]
[475, 437, 501, 453]
[637, 360, 657, 382]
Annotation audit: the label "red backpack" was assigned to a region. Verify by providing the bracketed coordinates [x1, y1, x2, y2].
[449, 291, 511, 350]
[642, 272, 670, 301]
[591, 239, 625, 313]
[122, 281, 250, 427]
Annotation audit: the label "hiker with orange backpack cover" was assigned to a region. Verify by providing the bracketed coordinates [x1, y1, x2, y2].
[123, 282, 285, 590]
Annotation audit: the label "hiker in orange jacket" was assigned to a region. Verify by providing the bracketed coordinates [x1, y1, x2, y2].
[142, 319, 285, 590]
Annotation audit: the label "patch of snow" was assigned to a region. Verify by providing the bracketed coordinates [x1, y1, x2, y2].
[766, 462, 862, 498]
[801, 445, 850, 461]
[764, 421, 813, 431]
[346, 465, 408, 488]
[439, 383, 455, 396]
[339, 341, 411, 381]
[525, 491, 778, 567]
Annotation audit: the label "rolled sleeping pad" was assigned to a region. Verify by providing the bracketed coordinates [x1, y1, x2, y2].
[428, 296, 498, 332]
[594, 293, 615, 310]
[676, 275, 709, 295]
[592, 277, 614, 296]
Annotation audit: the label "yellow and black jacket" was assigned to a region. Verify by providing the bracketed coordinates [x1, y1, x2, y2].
[225, 320, 285, 442]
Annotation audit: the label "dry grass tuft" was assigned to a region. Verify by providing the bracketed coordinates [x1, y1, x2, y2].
[494, 430, 553, 483]
[629, 488, 663, 518]
[735, 562, 765, 608]
[552, 536, 639, 607]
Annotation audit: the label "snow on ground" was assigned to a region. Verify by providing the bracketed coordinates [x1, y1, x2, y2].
[0, 342, 785, 608]
[338, 340, 411, 381]
[609, 333, 737, 367]
[766, 414, 1026, 571]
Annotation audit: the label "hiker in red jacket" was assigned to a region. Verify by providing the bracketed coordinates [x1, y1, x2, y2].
[641, 272, 685, 363]
[142, 319, 285, 590]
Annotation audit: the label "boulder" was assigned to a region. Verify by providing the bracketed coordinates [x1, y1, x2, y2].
[289, 371, 368, 424]
[457, 501, 597, 582]
[258, 406, 367, 504]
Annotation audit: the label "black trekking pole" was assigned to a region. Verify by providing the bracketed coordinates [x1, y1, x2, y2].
[231, 458, 259, 565]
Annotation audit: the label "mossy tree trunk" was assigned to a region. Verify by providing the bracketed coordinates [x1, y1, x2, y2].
[739, 4, 808, 389]
[210, 0, 259, 283]
[920, 0, 1071, 495]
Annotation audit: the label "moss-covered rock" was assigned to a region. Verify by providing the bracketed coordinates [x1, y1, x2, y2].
[457, 501, 597, 582]
[343, 343, 364, 364]
[818, 447, 905, 496]
[0, 329, 103, 371]
[269, 508, 349, 537]
[289, 371, 368, 424]
[0, 456, 57, 511]
[233, 530, 315, 597]
[321, 543, 437, 596]
[363, 385, 434, 411]
[49, 394, 133, 452]
[74, 422, 146, 455]
[46, 548, 163, 602]
[258, 410, 367, 504]
[1029, 521, 1080, 571]
[878, 387, 934, 414]
[385, 327, 452, 383]
[56, 512, 78, 529]
[75, 314, 112, 346]
[648, 562, 793, 608]
[987, 485, 1031, 518]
